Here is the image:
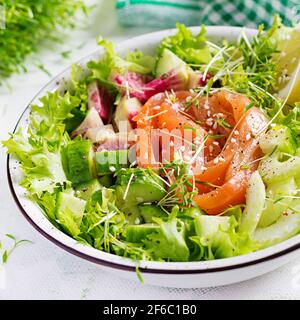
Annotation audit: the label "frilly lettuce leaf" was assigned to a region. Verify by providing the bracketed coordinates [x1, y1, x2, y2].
[58, 207, 82, 237]
[54, 191, 86, 238]
[35, 190, 57, 222]
[190, 216, 259, 260]
[80, 188, 127, 250]
[143, 207, 190, 262]
[158, 23, 211, 65]
[3, 128, 32, 163]
[29, 91, 81, 149]
[87, 38, 154, 89]
[3, 130, 68, 196]
[2, 71, 86, 197]
[126, 51, 155, 73]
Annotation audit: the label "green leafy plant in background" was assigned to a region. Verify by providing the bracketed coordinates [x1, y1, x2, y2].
[0, 0, 87, 83]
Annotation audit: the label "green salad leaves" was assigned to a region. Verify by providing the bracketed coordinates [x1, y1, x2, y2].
[144, 208, 190, 262]
[3, 16, 300, 264]
[158, 23, 212, 65]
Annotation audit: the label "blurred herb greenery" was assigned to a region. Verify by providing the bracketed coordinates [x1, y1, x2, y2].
[0, 0, 87, 83]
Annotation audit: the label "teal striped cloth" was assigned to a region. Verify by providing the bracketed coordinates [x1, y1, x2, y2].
[116, 0, 300, 28]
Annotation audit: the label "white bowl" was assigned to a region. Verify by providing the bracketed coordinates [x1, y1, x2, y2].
[7, 26, 300, 288]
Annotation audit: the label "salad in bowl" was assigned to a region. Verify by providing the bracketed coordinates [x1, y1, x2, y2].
[4, 16, 300, 264]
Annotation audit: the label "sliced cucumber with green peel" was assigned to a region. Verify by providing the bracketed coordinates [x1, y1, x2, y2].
[125, 223, 159, 242]
[95, 150, 129, 175]
[239, 171, 265, 235]
[259, 177, 296, 227]
[253, 213, 300, 248]
[259, 125, 297, 155]
[75, 179, 102, 201]
[138, 205, 167, 223]
[62, 140, 96, 185]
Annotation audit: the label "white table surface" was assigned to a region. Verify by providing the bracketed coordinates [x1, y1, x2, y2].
[1, 0, 300, 300]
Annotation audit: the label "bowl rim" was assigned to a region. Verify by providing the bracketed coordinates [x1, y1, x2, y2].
[7, 25, 300, 275]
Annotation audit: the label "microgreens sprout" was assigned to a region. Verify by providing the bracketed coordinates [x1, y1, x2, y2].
[123, 173, 135, 200]
[1, 234, 32, 265]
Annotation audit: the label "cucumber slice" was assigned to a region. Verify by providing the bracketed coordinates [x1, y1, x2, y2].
[95, 150, 129, 175]
[194, 216, 231, 238]
[259, 177, 296, 227]
[193, 215, 236, 259]
[75, 179, 102, 201]
[239, 171, 265, 235]
[259, 125, 297, 155]
[156, 48, 188, 77]
[56, 192, 86, 222]
[62, 140, 96, 185]
[259, 152, 300, 184]
[125, 224, 159, 242]
[253, 213, 300, 248]
[138, 205, 167, 223]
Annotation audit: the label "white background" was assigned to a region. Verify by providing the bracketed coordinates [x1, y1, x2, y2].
[0, 0, 300, 300]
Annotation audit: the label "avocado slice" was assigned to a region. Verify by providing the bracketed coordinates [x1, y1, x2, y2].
[115, 169, 166, 224]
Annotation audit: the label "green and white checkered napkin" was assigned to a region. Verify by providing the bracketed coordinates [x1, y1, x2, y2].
[116, 0, 299, 28]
